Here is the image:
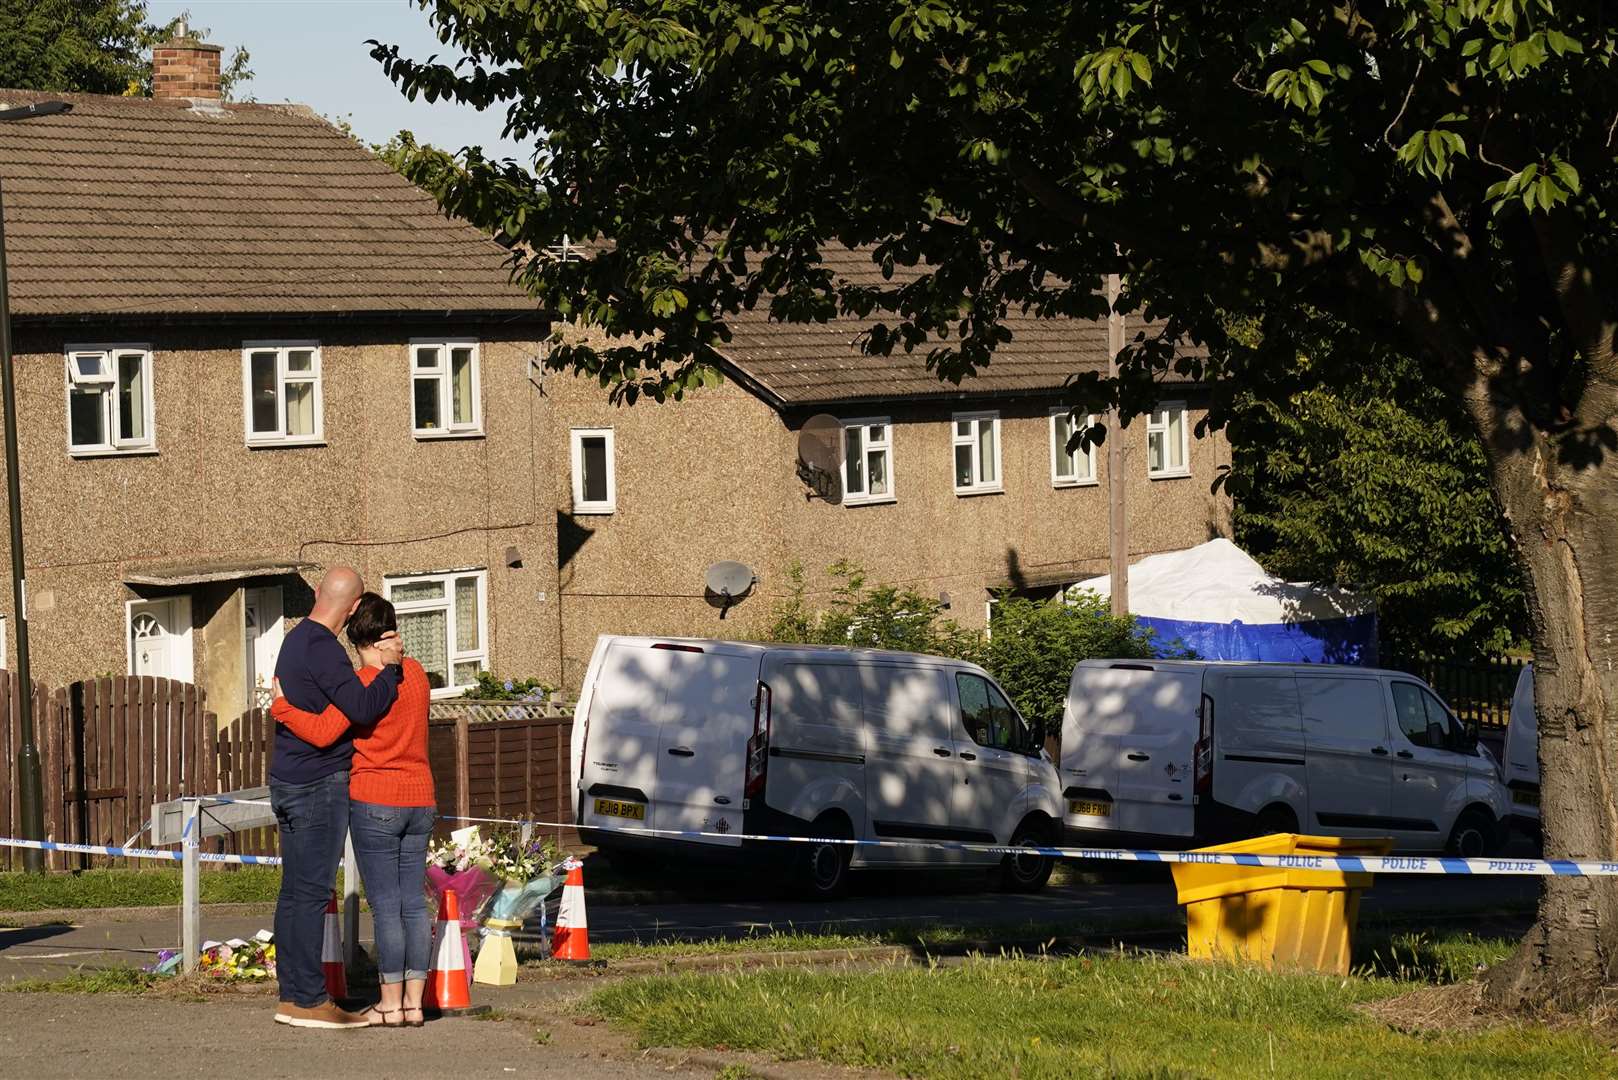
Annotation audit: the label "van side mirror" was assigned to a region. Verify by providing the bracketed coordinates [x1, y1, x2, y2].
[1025, 719, 1047, 753]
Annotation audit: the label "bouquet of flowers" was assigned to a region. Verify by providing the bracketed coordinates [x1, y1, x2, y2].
[486, 831, 566, 931]
[425, 826, 500, 970]
[473, 829, 568, 983]
[149, 930, 276, 980]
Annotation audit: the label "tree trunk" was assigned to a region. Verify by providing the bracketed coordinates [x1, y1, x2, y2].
[1476, 386, 1618, 1011]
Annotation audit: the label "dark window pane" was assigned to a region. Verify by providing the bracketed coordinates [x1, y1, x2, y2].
[581, 436, 609, 503]
[414, 376, 440, 429]
[955, 443, 974, 487]
[249, 352, 278, 433]
[117, 354, 145, 441]
[69, 387, 105, 447]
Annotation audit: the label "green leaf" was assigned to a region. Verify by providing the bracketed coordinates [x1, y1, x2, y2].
[1552, 158, 1581, 194]
[1129, 52, 1152, 85]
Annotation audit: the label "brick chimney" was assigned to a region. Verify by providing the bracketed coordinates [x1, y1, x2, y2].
[151, 20, 223, 103]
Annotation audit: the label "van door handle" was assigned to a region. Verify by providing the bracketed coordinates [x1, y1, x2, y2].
[1396, 750, 1414, 759]
[1370, 746, 1389, 756]
[959, 752, 977, 761]
[933, 746, 953, 757]
[1126, 753, 1150, 762]
[666, 747, 695, 757]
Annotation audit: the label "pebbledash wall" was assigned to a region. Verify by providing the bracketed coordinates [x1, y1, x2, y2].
[1, 321, 559, 717]
[545, 358, 1232, 689]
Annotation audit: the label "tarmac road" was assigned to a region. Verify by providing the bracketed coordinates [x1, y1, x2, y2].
[0, 860, 1539, 980]
[577, 864, 1539, 945]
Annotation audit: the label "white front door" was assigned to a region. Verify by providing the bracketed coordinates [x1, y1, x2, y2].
[244, 586, 284, 707]
[128, 597, 192, 681]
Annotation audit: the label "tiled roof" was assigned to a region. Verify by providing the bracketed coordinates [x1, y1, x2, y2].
[0, 90, 539, 320]
[716, 246, 1180, 407]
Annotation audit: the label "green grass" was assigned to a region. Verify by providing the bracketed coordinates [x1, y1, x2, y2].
[591, 952, 1612, 1080]
[0, 868, 297, 911]
[4, 966, 157, 995]
[1356, 930, 1518, 984]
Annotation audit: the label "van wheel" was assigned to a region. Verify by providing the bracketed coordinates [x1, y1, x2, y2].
[999, 819, 1055, 893]
[796, 817, 853, 900]
[1254, 804, 1298, 837]
[1448, 808, 1499, 858]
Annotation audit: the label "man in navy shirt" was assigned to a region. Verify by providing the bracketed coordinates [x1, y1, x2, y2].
[270, 566, 402, 1029]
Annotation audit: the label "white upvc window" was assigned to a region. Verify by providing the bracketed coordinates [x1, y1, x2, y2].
[1147, 401, 1190, 478]
[385, 569, 488, 698]
[64, 346, 155, 455]
[410, 339, 482, 437]
[952, 411, 1002, 494]
[842, 418, 895, 506]
[1050, 408, 1098, 487]
[570, 428, 616, 514]
[242, 342, 323, 446]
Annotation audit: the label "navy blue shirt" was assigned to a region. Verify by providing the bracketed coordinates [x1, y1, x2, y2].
[269, 618, 402, 785]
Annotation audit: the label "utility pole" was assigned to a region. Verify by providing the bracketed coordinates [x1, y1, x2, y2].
[1106, 272, 1129, 618]
[0, 100, 73, 872]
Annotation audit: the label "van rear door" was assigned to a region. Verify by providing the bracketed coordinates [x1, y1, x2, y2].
[652, 644, 760, 847]
[577, 640, 668, 834]
[1062, 663, 1197, 836]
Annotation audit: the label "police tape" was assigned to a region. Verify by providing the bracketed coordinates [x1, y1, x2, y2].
[111, 797, 1605, 877]
[0, 835, 282, 866]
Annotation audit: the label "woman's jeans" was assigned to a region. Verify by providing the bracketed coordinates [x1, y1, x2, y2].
[349, 800, 436, 984]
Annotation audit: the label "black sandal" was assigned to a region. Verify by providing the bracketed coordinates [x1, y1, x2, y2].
[362, 1006, 405, 1028]
[402, 1006, 425, 1028]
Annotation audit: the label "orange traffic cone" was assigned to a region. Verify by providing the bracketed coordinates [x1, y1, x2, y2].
[321, 892, 347, 1002]
[552, 860, 592, 963]
[426, 889, 474, 1013]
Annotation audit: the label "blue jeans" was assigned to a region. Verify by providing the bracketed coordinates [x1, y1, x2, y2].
[270, 771, 350, 1007]
[350, 800, 436, 983]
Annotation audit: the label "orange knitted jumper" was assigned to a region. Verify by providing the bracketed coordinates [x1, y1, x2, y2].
[270, 657, 436, 808]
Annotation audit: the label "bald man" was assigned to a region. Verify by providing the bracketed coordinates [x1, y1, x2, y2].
[269, 566, 403, 1029]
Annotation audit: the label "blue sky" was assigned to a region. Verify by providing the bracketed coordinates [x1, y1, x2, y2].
[148, 0, 531, 163]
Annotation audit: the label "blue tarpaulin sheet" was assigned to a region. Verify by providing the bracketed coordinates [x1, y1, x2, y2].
[1137, 614, 1379, 666]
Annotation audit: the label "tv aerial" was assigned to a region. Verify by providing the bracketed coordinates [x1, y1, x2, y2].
[796, 413, 843, 504]
[705, 561, 757, 619]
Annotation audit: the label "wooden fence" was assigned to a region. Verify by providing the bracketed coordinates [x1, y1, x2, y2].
[0, 674, 217, 870]
[0, 678, 579, 871]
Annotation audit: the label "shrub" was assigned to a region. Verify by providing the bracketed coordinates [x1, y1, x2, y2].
[463, 672, 558, 702]
[762, 563, 1188, 729]
[983, 591, 1172, 730]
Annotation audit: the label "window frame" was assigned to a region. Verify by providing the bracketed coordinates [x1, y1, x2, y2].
[241, 341, 324, 448]
[63, 344, 157, 457]
[951, 410, 1004, 495]
[840, 416, 896, 507]
[569, 427, 617, 515]
[384, 568, 489, 700]
[408, 338, 483, 439]
[1049, 408, 1098, 487]
[1146, 400, 1191, 479]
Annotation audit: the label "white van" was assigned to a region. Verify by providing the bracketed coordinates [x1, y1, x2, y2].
[1059, 660, 1511, 856]
[1504, 663, 1540, 836]
[571, 635, 1063, 897]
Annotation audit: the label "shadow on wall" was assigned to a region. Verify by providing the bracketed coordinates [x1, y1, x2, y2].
[558, 509, 597, 572]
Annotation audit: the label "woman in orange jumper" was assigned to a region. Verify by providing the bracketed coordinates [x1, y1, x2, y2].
[272, 593, 434, 1028]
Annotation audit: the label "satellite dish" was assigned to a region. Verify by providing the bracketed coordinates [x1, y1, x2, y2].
[796, 413, 843, 505]
[705, 561, 757, 619]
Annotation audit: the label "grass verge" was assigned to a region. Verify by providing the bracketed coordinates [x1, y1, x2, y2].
[590, 950, 1611, 1080]
[0, 868, 293, 911]
[4, 966, 158, 995]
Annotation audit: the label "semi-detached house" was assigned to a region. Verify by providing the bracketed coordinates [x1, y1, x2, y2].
[0, 32, 1231, 716]
[0, 35, 555, 716]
